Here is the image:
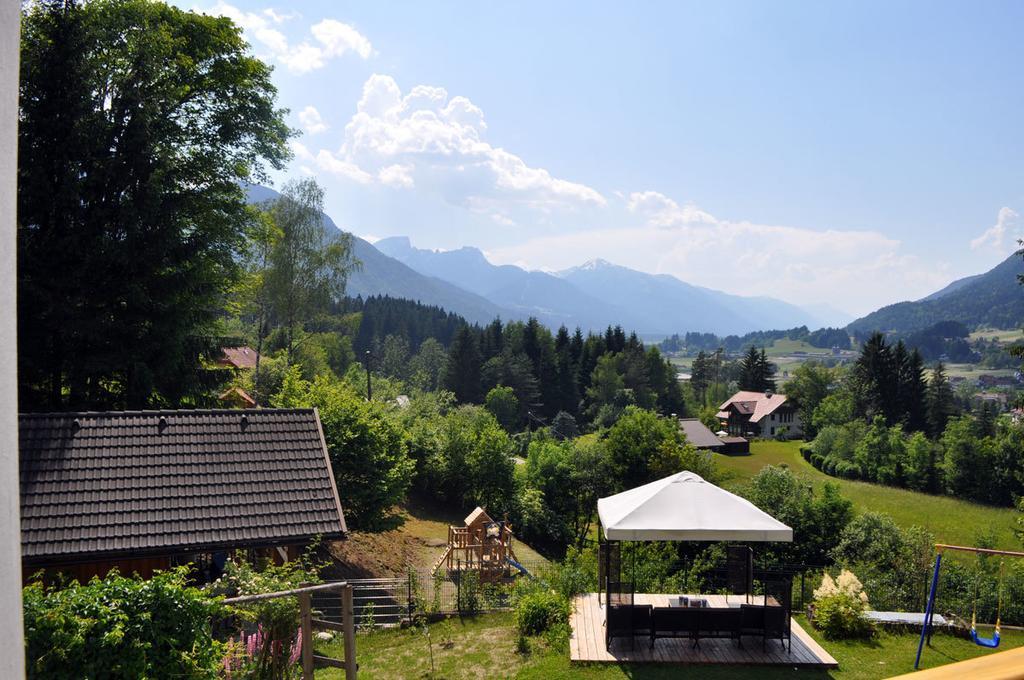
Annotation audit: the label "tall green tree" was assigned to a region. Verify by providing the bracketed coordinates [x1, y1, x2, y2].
[262, 178, 356, 365]
[272, 368, 415, 528]
[18, 0, 291, 409]
[738, 346, 776, 392]
[784, 362, 833, 438]
[443, 325, 483, 403]
[690, 351, 711, 405]
[926, 361, 956, 438]
[897, 346, 929, 432]
[852, 332, 897, 423]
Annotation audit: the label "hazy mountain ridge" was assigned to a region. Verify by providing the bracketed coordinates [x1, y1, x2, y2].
[848, 253, 1024, 333]
[247, 186, 839, 334]
[380, 239, 829, 334]
[245, 186, 516, 326]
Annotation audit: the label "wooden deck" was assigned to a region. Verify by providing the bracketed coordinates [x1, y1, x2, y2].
[569, 593, 838, 668]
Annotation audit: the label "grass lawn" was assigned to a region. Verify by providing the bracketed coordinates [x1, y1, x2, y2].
[714, 440, 1020, 550]
[314, 611, 1024, 680]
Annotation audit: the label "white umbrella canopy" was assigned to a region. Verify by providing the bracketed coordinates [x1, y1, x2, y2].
[597, 471, 792, 542]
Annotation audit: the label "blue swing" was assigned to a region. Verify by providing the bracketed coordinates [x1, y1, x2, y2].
[969, 560, 1003, 649]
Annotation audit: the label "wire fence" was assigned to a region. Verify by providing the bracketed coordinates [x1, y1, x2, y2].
[314, 560, 550, 629]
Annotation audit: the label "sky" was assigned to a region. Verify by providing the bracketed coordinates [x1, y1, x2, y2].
[191, 0, 1024, 318]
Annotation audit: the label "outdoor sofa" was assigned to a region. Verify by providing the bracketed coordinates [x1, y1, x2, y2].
[606, 602, 791, 652]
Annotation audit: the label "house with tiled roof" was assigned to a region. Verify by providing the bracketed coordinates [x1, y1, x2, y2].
[677, 418, 724, 451]
[19, 408, 346, 582]
[717, 390, 802, 439]
[218, 345, 260, 370]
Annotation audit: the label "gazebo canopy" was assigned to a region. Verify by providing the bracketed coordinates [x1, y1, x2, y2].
[597, 471, 792, 542]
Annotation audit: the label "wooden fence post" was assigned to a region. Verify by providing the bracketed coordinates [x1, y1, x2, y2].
[342, 584, 357, 680]
[299, 591, 314, 680]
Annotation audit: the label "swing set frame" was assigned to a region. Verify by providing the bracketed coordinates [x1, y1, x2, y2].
[914, 543, 1024, 670]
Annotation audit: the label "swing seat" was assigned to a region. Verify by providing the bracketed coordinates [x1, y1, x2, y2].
[970, 626, 1001, 648]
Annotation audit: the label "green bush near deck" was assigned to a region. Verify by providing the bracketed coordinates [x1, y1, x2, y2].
[515, 590, 570, 635]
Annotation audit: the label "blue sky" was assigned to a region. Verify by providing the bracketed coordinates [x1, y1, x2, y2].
[194, 1, 1024, 317]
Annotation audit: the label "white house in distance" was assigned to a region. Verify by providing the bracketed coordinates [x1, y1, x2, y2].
[717, 390, 802, 439]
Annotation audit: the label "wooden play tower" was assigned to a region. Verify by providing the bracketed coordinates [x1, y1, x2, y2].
[432, 507, 523, 582]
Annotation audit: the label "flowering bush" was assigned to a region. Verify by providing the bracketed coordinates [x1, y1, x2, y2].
[208, 548, 325, 680]
[812, 570, 874, 640]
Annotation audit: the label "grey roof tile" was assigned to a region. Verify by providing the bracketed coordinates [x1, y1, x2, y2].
[19, 408, 347, 563]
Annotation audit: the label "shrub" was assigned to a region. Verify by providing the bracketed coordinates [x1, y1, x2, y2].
[812, 570, 874, 640]
[458, 570, 481, 615]
[23, 567, 224, 680]
[209, 548, 324, 679]
[515, 590, 570, 636]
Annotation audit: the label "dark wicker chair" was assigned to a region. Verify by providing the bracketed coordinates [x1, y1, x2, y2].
[650, 606, 699, 648]
[606, 604, 652, 649]
[740, 604, 791, 652]
[693, 607, 742, 648]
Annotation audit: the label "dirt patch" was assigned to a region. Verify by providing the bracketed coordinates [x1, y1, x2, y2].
[323, 500, 549, 580]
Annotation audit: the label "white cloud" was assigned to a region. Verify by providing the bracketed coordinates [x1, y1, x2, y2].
[489, 190, 949, 316]
[970, 206, 1020, 252]
[200, 3, 372, 74]
[301, 74, 604, 216]
[378, 164, 414, 188]
[298, 105, 328, 134]
[311, 19, 373, 60]
[315, 149, 374, 184]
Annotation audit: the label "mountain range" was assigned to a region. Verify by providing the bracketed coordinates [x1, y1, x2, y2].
[247, 184, 837, 334]
[249, 184, 1024, 337]
[847, 253, 1024, 334]
[375, 237, 832, 335]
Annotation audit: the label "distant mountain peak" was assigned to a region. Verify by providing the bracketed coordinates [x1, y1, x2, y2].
[375, 235, 412, 251]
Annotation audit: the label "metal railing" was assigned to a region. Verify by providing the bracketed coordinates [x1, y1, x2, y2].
[316, 560, 548, 628]
[225, 581, 357, 680]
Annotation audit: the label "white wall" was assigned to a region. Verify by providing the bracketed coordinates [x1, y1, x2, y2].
[0, 0, 25, 676]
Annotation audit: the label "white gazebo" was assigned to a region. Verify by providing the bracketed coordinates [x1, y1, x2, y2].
[597, 470, 793, 543]
[571, 472, 836, 665]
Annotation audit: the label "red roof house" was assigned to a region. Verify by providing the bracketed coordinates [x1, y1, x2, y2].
[718, 390, 802, 439]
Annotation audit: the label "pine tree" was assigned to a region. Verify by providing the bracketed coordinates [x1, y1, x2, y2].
[757, 348, 777, 392]
[443, 326, 483, 402]
[926, 361, 956, 438]
[690, 351, 711, 405]
[738, 347, 775, 392]
[897, 346, 928, 432]
[853, 332, 897, 423]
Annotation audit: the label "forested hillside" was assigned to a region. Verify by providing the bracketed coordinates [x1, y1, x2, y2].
[848, 252, 1024, 333]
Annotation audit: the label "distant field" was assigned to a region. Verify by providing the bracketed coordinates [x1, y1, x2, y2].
[765, 338, 827, 357]
[969, 327, 1024, 344]
[715, 440, 1020, 550]
[941, 363, 1018, 380]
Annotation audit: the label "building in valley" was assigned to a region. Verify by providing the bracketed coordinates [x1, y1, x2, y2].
[717, 390, 802, 439]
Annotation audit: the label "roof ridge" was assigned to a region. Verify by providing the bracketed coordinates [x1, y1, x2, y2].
[19, 407, 316, 418]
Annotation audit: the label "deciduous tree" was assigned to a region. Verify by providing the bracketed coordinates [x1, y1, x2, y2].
[18, 0, 291, 408]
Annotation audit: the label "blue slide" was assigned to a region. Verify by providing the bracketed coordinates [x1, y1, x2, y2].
[506, 557, 531, 576]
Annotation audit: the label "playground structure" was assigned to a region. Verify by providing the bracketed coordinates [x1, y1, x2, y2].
[915, 543, 1024, 670]
[432, 507, 527, 582]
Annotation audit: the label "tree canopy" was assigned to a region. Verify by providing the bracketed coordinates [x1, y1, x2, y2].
[18, 0, 290, 409]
